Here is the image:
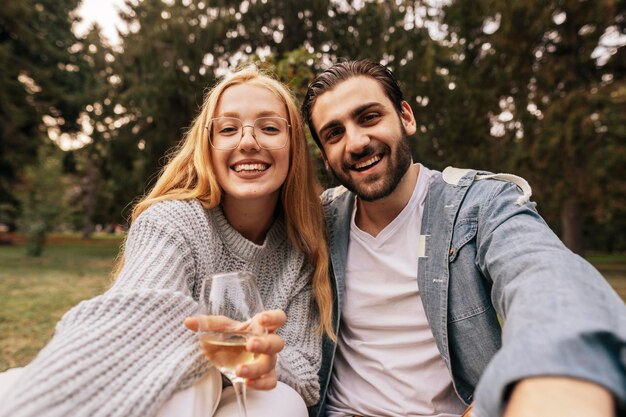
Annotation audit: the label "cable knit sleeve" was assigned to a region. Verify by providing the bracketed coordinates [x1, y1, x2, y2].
[0, 203, 209, 417]
[274, 261, 322, 407]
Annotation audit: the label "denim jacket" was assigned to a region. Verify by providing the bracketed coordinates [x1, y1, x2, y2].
[310, 167, 626, 417]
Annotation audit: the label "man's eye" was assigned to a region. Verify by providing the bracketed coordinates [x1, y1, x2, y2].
[325, 128, 343, 143]
[361, 113, 380, 124]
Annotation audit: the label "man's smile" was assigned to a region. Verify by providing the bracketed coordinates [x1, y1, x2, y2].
[352, 155, 382, 171]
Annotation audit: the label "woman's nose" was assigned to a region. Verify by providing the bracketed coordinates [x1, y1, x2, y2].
[238, 125, 260, 150]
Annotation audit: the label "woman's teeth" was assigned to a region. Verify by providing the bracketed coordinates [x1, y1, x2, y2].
[233, 163, 268, 172]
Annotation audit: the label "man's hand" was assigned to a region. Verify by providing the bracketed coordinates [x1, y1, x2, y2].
[504, 377, 615, 417]
[185, 309, 287, 390]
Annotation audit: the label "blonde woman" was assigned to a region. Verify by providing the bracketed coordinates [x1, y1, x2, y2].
[0, 67, 334, 417]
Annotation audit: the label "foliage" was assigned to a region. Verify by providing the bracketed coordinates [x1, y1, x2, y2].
[15, 146, 69, 256]
[0, 0, 624, 252]
[68, 27, 119, 237]
[0, 0, 85, 223]
[442, 0, 626, 253]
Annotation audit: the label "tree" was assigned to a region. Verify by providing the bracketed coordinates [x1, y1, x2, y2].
[108, 0, 222, 217]
[442, 0, 626, 253]
[109, 0, 445, 197]
[75, 0, 624, 253]
[65, 25, 119, 238]
[0, 0, 85, 226]
[15, 145, 68, 256]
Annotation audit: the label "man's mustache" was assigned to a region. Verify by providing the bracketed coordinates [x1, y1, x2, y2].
[343, 145, 381, 168]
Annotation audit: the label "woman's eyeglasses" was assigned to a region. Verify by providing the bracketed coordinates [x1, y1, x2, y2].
[207, 117, 290, 150]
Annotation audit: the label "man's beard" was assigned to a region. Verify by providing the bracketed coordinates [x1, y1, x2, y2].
[328, 127, 412, 202]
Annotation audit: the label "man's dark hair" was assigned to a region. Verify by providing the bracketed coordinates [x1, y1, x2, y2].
[301, 59, 405, 148]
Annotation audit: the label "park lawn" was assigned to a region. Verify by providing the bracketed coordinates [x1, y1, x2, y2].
[0, 234, 122, 371]
[0, 236, 625, 372]
[586, 254, 626, 302]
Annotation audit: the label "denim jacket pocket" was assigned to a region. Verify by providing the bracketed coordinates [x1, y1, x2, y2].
[449, 217, 478, 263]
[447, 213, 491, 324]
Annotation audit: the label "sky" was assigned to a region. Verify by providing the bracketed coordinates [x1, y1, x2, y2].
[51, 0, 127, 150]
[74, 0, 127, 46]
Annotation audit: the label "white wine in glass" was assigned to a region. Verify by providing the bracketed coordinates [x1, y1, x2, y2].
[197, 271, 267, 417]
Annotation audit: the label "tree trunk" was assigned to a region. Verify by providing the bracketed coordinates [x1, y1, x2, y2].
[82, 157, 100, 239]
[560, 196, 583, 255]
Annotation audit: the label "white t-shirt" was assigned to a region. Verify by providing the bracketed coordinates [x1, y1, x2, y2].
[326, 165, 467, 417]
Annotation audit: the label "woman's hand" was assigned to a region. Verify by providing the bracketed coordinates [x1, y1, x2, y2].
[185, 309, 287, 390]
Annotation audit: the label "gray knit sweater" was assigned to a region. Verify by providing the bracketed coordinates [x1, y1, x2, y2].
[0, 200, 321, 417]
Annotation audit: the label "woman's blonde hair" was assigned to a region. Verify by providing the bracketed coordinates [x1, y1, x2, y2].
[118, 66, 334, 339]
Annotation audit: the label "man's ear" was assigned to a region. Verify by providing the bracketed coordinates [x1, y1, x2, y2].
[320, 150, 330, 171]
[400, 101, 417, 135]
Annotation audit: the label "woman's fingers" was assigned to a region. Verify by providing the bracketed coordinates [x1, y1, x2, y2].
[239, 335, 283, 377]
[245, 369, 278, 390]
[186, 309, 287, 392]
[256, 310, 286, 332]
[247, 332, 285, 356]
[237, 352, 279, 390]
[184, 317, 198, 331]
[185, 309, 286, 333]
[184, 315, 242, 332]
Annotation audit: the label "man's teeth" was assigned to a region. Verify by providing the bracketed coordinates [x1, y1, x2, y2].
[233, 163, 268, 172]
[354, 155, 381, 170]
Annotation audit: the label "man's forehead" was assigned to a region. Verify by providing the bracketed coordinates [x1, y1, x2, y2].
[311, 76, 389, 124]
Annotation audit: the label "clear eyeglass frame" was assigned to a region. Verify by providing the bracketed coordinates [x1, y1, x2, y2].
[206, 116, 291, 150]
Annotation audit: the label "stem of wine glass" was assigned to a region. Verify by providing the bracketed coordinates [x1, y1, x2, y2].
[232, 379, 248, 417]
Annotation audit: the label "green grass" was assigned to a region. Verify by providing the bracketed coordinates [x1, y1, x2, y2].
[0, 234, 122, 371]
[586, 254, 626, 302]
[0, 236, 624, 372]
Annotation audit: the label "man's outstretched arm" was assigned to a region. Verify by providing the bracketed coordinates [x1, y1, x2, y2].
[504, 377, 615, 417]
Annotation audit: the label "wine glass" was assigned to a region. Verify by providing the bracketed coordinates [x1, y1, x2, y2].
[197, 271, 267, 417]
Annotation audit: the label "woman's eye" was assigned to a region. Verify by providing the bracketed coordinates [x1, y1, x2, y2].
[219, 126, 238, 135]
[260, 125, 280, 134]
